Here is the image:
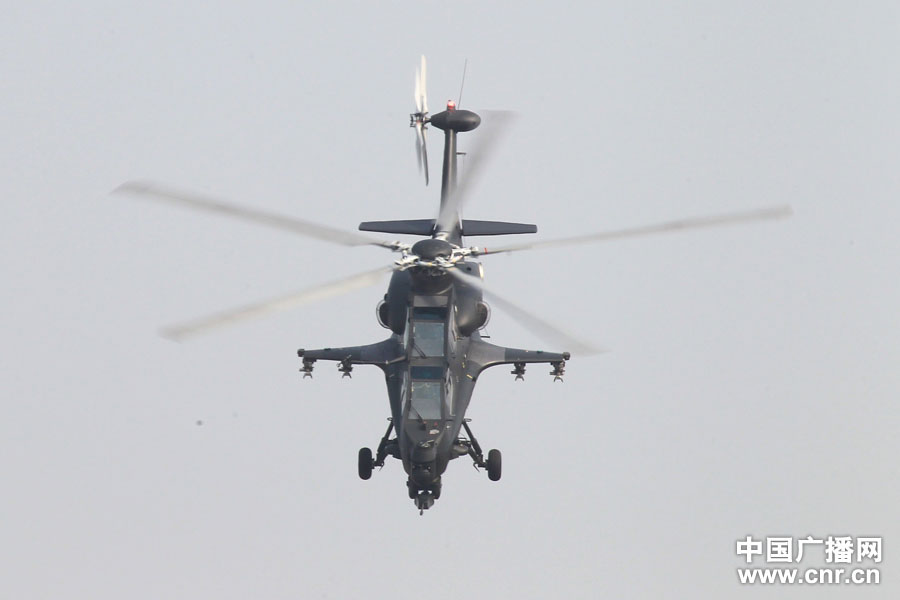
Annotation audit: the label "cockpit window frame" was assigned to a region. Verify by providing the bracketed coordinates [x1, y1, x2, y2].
[412, 306, 447, 321]
[410, 365, 443, 380]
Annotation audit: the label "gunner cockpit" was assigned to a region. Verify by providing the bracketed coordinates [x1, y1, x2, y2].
[407, 306, 447, 358]
[406, 366, 447, 421]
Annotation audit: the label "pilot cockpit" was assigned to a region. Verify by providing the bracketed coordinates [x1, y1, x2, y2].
[407, 306, 447, 358]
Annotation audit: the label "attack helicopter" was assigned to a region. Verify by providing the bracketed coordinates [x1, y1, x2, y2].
[117, 56, 791, 513]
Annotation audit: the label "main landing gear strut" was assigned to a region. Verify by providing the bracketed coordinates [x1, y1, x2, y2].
[462, 420, 501, 481]
[358, 418, 398, 480]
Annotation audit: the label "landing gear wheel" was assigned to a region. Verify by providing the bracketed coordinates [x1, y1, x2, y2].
[358, 447, 374, 480]
[487, 449, 502, 481]
[407, 481, 418, 499]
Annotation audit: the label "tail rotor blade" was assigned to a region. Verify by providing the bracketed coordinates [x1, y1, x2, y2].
[414, 66, 421, 113]
[412, 55, 430, 186]
[418, 54, 428, 115]
[415, 122, 430, 185]
[414, 55, 428, 114]
[415, 133, 423, 174]
[161, 266, 393, 341]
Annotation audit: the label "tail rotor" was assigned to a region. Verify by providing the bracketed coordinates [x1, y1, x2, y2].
[410, 55, 430, 185]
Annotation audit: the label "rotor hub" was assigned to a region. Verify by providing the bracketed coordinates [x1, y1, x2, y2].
[411, 238, 453, 261]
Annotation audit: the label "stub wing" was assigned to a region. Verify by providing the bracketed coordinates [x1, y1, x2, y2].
[297, 337, 405, 377]
[465, 340, 570, 381]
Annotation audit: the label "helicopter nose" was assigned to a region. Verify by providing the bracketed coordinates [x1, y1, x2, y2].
[411, 440, 437, 464]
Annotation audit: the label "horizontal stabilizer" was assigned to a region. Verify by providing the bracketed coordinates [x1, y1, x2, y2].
[359, 219, 536, 237]
[461, 220, 537, 236]
[359, 219, 435, 236]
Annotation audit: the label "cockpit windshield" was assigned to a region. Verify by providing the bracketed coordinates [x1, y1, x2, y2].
[406, 306, 447, 358]
[411, 321, 444, 357]
[410, 381, 442, 420]
[406, 366, 445, 421]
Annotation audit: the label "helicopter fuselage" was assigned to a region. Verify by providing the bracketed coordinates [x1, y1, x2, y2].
[298, 260, 569, 511]
[384, 265, 487, 494]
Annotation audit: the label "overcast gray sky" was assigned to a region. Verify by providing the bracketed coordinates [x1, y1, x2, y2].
[2, 2, 898, 598]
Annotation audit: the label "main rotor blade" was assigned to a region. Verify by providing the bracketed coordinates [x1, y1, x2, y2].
[435, 110, 518, 233]
[448, 268, 603, 356]
[476, 205, 793, 255]
[115, 181, 398, 250]
[161, 265, 393, 341]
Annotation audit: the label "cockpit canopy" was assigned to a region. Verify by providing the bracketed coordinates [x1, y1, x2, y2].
[408, 306, 447, 357]
[405, 365, 449, 421]
[403, 299, 452, 422]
